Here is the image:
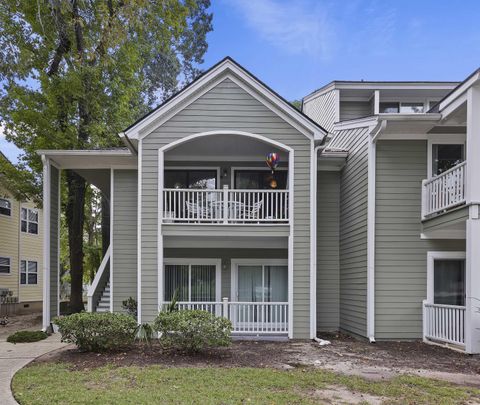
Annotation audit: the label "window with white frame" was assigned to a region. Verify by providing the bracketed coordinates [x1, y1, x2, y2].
[164, 261, 219, 302]
[0, 198, 11, 216]
[21, 207, 38, 234]
[379, 102, 425, 114]
[427, 252, 466, 307]
[20, 260, 38, 285]
[0, 257, 11, 274]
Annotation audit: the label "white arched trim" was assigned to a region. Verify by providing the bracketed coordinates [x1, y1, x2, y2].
[159, 130, 294, 153]
[157, 129, 295, 338]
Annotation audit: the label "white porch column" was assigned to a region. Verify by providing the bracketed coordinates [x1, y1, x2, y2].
[41, 156, 60, 331]
[465, 85, 480, 354]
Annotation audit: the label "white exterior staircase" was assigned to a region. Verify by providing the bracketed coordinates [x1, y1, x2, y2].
[96, 281, 110, 313]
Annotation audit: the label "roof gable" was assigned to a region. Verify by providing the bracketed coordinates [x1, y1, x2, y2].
[121, 57, 327, 142]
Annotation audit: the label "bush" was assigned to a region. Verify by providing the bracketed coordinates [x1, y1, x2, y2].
[153, 310, 232, 353]
[7, 330, 48, 344]
[54, 312, 137, 352]
[122, 297, 137, 318]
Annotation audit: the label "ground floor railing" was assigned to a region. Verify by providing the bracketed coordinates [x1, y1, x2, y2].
[159, 299, 289, 334]
[423, 300, 465, 347]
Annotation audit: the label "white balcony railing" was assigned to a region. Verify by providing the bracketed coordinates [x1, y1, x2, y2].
[159, 299, 289, 334]
[162, 186, 289, 224]
[422, 162, 466, 219]
[423, 300, 465, 347]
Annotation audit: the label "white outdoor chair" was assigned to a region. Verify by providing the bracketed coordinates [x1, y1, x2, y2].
[242, 198, 264, 221]
[185, 201, 210, 221]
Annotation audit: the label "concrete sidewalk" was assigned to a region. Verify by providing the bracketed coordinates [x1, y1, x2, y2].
[0, 334, 67, 405]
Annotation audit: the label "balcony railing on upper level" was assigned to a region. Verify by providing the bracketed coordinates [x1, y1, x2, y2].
[422, 162, 466, 219]
[162, 186, 289, 224]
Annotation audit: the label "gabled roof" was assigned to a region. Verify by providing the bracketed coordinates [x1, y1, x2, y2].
[120, 57, 327, 143]
[438, 68, 480, 113]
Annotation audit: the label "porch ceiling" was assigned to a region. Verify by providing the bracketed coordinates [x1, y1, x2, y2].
[165, 134, 289, 162]
[37, 149, 137, 169]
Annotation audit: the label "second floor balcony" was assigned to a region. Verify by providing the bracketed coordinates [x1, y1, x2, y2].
[422, 161, 466, 219]
[162, 186, 289, 224]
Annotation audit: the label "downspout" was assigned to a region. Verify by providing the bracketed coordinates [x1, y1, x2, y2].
[367, 119, 386, 343]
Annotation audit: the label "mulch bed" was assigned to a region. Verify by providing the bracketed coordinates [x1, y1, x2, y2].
[33, 333, 480, 375]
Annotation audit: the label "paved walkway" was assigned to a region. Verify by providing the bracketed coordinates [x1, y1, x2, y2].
[0, 334, 67, 405]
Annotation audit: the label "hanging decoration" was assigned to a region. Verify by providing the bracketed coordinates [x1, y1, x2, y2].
[266, 152, 279, 174]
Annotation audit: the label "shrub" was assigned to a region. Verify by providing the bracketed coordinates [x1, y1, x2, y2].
[122, 297, 137, 318]
[7, 330, 48, 344]
[153, 310, 232, 353]
[54, 312, 137, 352]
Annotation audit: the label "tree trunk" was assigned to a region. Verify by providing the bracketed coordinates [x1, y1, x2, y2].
[66, 170, 86, 313]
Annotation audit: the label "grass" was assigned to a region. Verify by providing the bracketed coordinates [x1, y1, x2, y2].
[7, 330, 48, 344]
[12, 364, 480, 405]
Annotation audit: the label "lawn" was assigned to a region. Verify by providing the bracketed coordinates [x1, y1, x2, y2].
[12, 364, 480, 405]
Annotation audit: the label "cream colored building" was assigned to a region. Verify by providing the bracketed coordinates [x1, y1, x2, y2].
[0, 178, 43, 314]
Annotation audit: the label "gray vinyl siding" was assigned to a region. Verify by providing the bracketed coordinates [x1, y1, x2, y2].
[49, 166, 59, 317]
[339, 101, 373, 122]
[375, 140, 466, 340]
[329, 126, 370, 337]
[141, 76, 312, 338]
[422, 206, 469, 233]
[112, 170, 138, 312]
[303, 90, 337, 132]
[164, 248, 287, 299]
[316, 171, 340, 332]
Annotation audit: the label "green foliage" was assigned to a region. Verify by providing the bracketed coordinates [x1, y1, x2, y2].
[290, 100, 302, 111]
[122, 297, 138, 318]
[154, 310, 232, 352]
[165, 289, 179, 313]
[7, 330, 48, 344]
[54, 312, 137, 352]
[135, 323, 155, 345]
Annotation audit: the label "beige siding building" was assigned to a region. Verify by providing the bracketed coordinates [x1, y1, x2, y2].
[0, 172, 43, 314]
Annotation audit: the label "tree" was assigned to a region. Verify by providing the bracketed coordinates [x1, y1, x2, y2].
[0, 0, 212, 312]
[290, 100, 302, 111]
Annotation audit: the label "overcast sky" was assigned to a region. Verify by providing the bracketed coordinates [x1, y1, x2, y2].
[2, 0, 480, 163]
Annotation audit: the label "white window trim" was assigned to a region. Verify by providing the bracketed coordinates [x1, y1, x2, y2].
[164, 166, 221, 189]
[426, 251, 466, 304]
[21, 206, 39, 235]
[0, 197, 12, 217]
[163, 258, 221, 302]
[20, 259, 39, 286]
[0, 256, 12, 275]
[427, 136, 466, 179]
[230, 258, 288, 302]
[230, 166, 288, 190]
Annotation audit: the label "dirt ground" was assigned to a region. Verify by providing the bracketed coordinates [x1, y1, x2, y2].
[34, 333, 480, 386]
[0, 313, 42, 339]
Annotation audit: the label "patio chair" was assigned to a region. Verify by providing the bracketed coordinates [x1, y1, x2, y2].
[185, 201, 210, 222]
[242, 198, 264, 221]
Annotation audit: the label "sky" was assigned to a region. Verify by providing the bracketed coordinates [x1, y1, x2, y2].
[2, 0, 480, 163]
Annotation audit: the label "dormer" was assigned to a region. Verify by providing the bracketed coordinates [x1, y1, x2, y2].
[303, 81, 459, 132]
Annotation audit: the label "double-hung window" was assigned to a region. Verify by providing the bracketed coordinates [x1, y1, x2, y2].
[0, 198, 11, 216]
[0, 257, 11, 274]
[164, 260, 219, 302]
[21, 207, 38, 234]
[20, 260, 38, 285]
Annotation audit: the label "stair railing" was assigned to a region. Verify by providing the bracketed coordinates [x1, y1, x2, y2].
[87, 245, 111, 312]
